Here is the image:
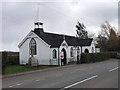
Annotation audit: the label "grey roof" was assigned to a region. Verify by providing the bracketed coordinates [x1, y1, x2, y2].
[33, 28, 93, 48]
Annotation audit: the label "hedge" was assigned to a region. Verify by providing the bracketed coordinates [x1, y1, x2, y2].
[1, 51, 19, 68]
[80, 52, 117, 64]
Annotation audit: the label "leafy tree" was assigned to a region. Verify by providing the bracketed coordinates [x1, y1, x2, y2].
[107, 28, 118, 51]
[76, 22, 88, 39]
[118, 36, 120, 52]
[97, 21, 118, 52]
[96, 35, 108, 52]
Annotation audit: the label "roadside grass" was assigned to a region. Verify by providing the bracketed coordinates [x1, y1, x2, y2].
[68, 61, 77, 65]
[3, 65, 58, 75]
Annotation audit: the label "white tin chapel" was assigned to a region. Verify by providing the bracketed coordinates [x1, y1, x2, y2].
[18, 21, 97, 66]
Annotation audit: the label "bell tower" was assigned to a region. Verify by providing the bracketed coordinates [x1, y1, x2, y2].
[34, 22, 43, 29]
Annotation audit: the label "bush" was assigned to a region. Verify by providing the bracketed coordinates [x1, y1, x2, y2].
[2, 51, 19, 69]
[80, 52, 117, 64]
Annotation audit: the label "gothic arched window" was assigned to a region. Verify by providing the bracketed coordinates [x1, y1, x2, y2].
[70, 47, 73, 57]
[29, 38, 37, 55]
[53, 49, 57, 59]
[92, 47, 94, 53]
[77, 47, 80, 55]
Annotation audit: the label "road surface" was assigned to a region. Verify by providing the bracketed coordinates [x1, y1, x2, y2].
[2, 59, 118, 89]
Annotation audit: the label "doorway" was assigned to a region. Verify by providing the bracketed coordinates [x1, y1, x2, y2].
[84, 48, 89, 53]
[61, 48, 67, 65]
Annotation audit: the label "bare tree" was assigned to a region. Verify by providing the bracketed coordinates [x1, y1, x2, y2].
[100, 21, 111, 38]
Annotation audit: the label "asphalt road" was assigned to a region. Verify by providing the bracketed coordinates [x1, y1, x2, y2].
[2, 59, 118, 89]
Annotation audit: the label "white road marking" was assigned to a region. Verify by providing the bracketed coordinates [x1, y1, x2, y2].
[109, 67, 119, 72]
[55, 74, 63, 77]
[9, 83, 22, 87]
[70, 68, 86, 73]
[61, 75, 98, 89]
[35, 78, 45, 81]
[36, 79, 40, 81]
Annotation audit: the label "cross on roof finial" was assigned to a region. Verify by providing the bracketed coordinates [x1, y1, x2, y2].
[37, 2, 40, 22]
[34, 2, 43, 29]
[34, 2, 43, 23]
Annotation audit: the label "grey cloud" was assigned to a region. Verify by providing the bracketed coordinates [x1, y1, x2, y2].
[2, 1, 118, 51]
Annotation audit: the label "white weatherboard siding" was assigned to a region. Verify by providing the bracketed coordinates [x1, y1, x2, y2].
[36, 37, 51, 65]
[91, 42, 96, 53]
[19, 38, 30, 64]
[74, 47, 77, 61]
[19, 32, 51, 65]
[67, 46, 74, 63]
[19, 37, 96, 65]
[19, 31, 37, 64]
[19, 28, 97, 66]
[82, 42, 95, 53]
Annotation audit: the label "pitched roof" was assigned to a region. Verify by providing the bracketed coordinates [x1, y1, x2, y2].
[33, 28, 93, 48]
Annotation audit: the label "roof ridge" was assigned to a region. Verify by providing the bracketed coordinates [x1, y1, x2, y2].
[33, 29, 93, 47]
[44, 32, 75, 37]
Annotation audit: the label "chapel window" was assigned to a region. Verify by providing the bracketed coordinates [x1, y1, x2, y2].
[70, 47, 73, 57]
[53, 49, 57, 59]
[29, 38, 37, 55]
[92, 47, 94, 53]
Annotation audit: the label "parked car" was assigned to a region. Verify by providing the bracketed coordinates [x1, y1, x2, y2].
[117, 53, 120, 59]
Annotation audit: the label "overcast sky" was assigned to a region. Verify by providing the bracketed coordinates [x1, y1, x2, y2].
[1, 0, 119, 51]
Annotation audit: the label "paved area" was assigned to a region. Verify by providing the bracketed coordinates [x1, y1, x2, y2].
[0, 75, 2, 90]
[2, 59, 118, 88]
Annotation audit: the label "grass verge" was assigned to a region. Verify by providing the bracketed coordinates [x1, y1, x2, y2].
[3, 65, 58, 75]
